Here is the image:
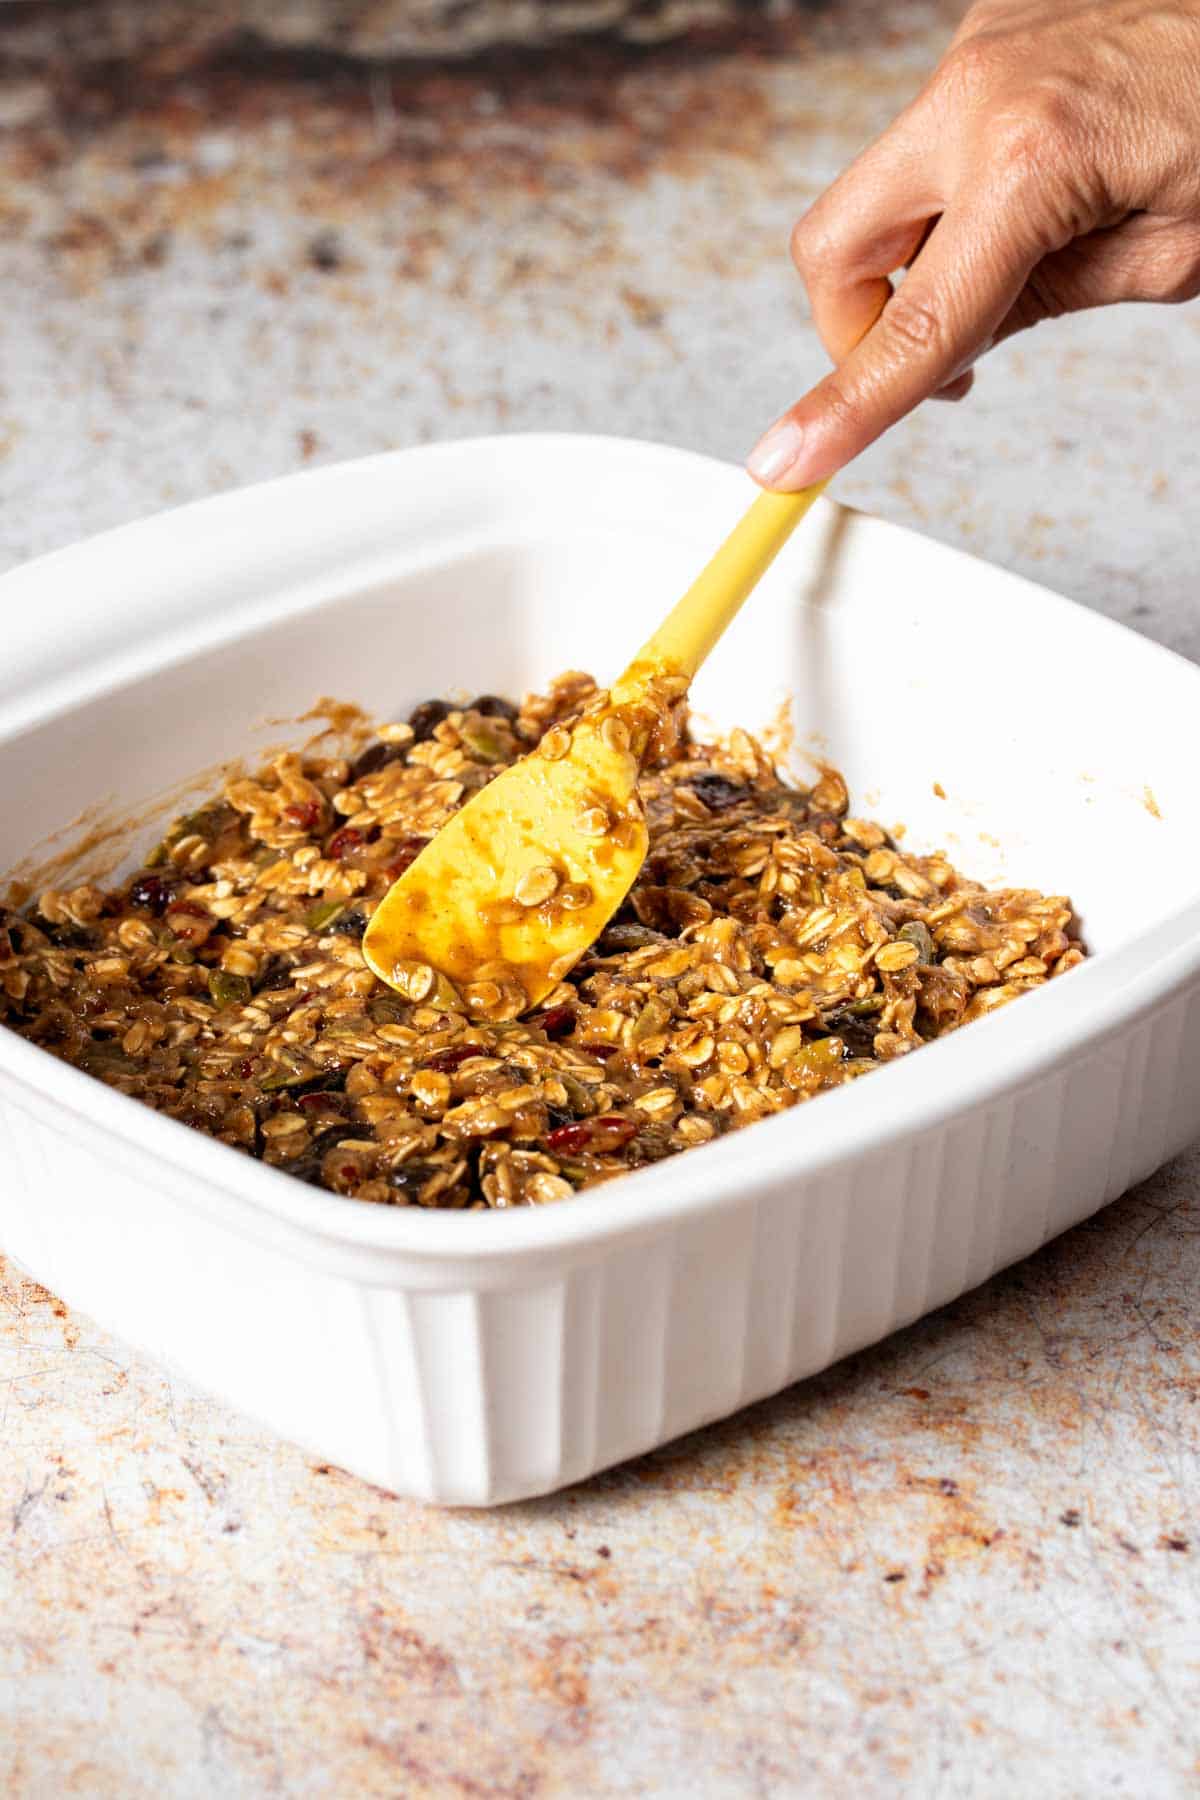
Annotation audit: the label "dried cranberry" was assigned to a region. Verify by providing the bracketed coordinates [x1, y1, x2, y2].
[128, 873, 175, 915]
[381, 836, 427, 879]
[581, 1043, 620, 1060]
[471, 694, 518, 722]
[283, 799, 322, 833]
[422, 1044, 481, 1074]
[685, 773, 749, 813]
[326, 827, 364, 860]
[546, 1114, 637, 1154]
[238, 1058, 256, 1080]
[298, 1090, 349, 1115]
[407, 699, 451, 743]
[527, 1004, 575, 1040]
[164, 899, 211, 941]
[349, 741, 405, 782]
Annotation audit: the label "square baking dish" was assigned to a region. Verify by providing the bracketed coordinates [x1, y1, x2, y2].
[3, 434, 1199, 1506]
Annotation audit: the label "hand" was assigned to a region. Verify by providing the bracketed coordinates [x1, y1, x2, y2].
[747, 0, 1200, 490]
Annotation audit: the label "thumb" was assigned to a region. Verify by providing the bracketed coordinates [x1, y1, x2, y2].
[747, 201, 1042, 490]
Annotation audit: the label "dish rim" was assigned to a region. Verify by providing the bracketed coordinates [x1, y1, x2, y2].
[3, 431, 1199, 1263]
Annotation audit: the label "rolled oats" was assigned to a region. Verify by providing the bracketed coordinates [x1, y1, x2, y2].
[0, 676, 1084, 1208]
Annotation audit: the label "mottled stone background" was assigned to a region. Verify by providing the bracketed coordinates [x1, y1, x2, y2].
[2, 2, 1199, 1793]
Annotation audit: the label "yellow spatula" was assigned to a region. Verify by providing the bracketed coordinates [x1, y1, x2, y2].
[362, 478, 829, 1018]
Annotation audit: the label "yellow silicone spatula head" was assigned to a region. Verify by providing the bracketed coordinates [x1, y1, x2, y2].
[362, 480, 828, 1017]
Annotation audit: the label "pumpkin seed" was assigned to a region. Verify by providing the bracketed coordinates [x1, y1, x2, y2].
[898, 921, 936, 963]
[208, 970, 251, 1008]
[306, 899, 346, 932]
[460, 720, 509, 764]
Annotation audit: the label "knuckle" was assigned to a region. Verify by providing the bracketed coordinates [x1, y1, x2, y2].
[790, 207, 831, 275]
[985, 82, 1083, 185]
[878, 289, 947, 361]
[941, 34, 1000, 98]
[981, 88, 1100, 244]
[1025, 79, 1085, 155]
[984, 106, 1050, 184]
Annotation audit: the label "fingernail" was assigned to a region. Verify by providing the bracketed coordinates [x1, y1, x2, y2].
[746, 419, 808, 490]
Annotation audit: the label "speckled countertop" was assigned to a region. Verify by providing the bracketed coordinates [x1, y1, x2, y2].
[2, 3, 1199, 1794]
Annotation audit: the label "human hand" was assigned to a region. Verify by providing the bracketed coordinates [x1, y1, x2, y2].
[748, 0, 1200, 489]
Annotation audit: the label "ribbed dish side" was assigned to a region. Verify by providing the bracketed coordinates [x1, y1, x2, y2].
[497, 987, 1200, 1507]
[4, 975, 1200, 1506]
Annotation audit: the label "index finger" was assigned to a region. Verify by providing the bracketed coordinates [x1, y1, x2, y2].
[747, 195, 1043, 490]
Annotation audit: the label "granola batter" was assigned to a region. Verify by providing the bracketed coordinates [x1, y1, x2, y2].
[0, 674, 1083, 1208]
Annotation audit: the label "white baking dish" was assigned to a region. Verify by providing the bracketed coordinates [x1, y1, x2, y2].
[2, 435, 1199, 1505]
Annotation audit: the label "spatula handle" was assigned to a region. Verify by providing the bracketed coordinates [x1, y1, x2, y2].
[612, 479, 829, 701]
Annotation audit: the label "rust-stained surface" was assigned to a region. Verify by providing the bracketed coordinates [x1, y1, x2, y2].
[6, 0, 1199, 656]
[2, 1159, 1199, 1795]
[4, 2, 1200, 1793]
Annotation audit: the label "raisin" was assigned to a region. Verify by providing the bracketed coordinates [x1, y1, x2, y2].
[407, 699, 451, 743]
[253, 954, 291, 993]
[470, 694, 518, 722]
[527, 1004, 575, 1040]
[286, 1127, 350, 1188]
[818, 1006, 879, 1057]
[128, 873, 175, 915]
[331, 911, 366, 938]
[349, 741, 404, 782]
[546, 1114, 637, 1154]
[685, 773, 749, 813]
[387, 1160, 440, 1199]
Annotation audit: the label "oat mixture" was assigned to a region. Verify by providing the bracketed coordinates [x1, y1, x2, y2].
[0, 675, 1083, 1208]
